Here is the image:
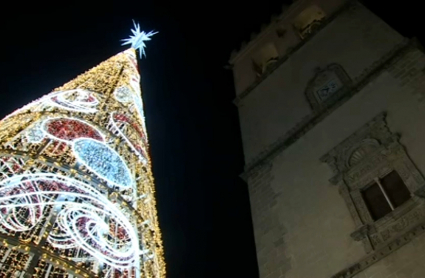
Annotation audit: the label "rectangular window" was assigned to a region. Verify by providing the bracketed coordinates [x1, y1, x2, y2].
[361, 171, 411, 221]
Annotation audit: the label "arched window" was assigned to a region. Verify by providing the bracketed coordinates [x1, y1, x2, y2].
[293, 5, 326, 39]
[251, 43, 279, 76]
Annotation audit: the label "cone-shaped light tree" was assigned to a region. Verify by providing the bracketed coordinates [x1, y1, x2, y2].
[0, 24, 165, 278]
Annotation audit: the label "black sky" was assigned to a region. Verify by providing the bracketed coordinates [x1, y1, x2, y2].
[0, 1, 423, 277]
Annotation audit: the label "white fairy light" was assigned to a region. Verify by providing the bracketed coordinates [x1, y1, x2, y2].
[109, 112, 148, 164]
[0, 173, 141, 269]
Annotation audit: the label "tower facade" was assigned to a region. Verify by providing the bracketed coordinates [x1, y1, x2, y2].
[0, 49, 165, 277]
[230, 0, 425, 277]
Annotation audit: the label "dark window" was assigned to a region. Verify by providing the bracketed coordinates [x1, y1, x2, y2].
[362, 183, 392, 221]
[361, 171, 411, 221]
[381, 171, 411, 207]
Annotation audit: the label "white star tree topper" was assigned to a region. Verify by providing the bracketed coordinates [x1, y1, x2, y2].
[122, 21, 158, 59]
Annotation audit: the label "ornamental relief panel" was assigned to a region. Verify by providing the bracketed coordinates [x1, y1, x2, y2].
[370, 206, 425, 249]
[320, 113, 393, 175]
[305, 63, 352, 112]
[345, 151, 390, 188]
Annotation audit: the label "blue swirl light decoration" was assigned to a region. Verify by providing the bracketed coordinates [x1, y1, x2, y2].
[0, 44, 165, 277]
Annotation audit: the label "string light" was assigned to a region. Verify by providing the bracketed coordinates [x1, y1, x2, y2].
[0, 49, 165, 277]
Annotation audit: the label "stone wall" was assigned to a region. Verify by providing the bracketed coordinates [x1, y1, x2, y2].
[353, 232, 425, 278]
[248, 163, 290, 278]
[237, 3, 405, 163]
[245, 39, 425, 278]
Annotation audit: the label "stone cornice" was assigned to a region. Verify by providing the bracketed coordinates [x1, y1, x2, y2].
[331, 220, 425, 278]
[241, 38, 413, 179]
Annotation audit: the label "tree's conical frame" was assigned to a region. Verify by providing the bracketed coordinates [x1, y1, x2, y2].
[0, 48, 165, 278]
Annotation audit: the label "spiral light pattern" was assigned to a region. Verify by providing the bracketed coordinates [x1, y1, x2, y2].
[0, 173, 139, 268]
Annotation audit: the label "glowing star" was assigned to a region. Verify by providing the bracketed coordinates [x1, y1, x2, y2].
[122, 21, 158, 59]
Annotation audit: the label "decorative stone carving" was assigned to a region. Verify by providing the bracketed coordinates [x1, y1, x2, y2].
[350, 224, 369, 241]
[347, 139, 380, 167]
[305, 63, 352, 112]
[338, 181, 362, 226]
[320, 113, 392, 175]
[332, 221, 425, 278]
[321, 113, 425, 255]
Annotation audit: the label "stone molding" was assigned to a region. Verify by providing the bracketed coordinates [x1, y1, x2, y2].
[332, 221, 425, 278]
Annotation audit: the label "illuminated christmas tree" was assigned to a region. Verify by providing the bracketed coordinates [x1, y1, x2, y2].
[0, 24, 165, 277]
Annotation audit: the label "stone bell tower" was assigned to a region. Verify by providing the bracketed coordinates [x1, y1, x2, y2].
[229, 0, 425, 277]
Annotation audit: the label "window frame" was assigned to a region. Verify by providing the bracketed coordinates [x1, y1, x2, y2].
[360, 170, 413, 222]
[321, 113, 425, 253]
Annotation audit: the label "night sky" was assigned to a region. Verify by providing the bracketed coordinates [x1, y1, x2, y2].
[0, 1, 423, 277]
